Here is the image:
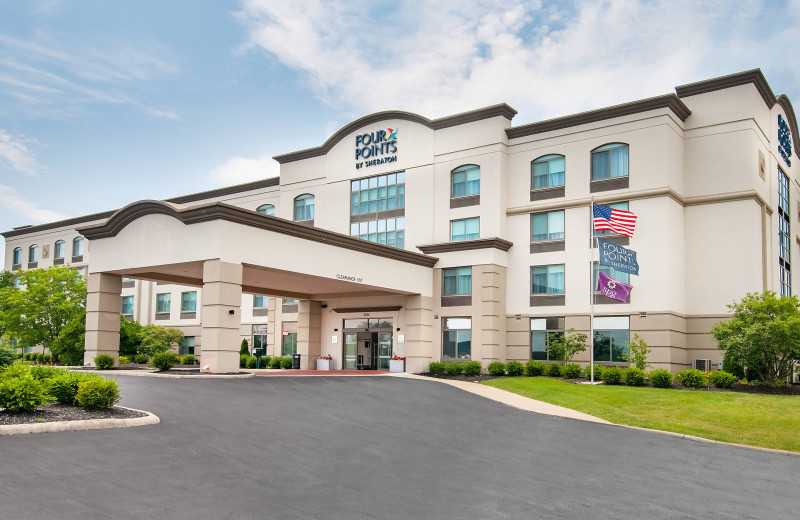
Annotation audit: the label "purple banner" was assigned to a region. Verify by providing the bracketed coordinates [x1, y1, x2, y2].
[597, 271, 632, 303]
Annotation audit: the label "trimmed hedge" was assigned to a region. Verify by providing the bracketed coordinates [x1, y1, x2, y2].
[180, 354, 196, 365]
[240, 354, 249, 368]
[710, 370, 737, 389]
[545, 363, 564, 377]
[428, 361, 445, 375]
[623, 367, 646, 386]
[280, 357, 293, 369]
[488, 362, 506, 376]
[75, 378, 121, 410]
[462, 361, 482, 376]
[0, 375, 51, 412]
[677, 369, 708, 388]
[259, 355, 272, 369]
[524, 360, 545, 376]
[134, 354, 149, 364]
[269, 357, 283, 369]
[151, 352, 180, 371]
[47, 372, 102, 405]
[563, 364, 582, 379]
[444, 362, 463, 376]
[583, 364, 604, 380]
[246, 356, 258, 369]
[506, 360, 524, 376]
[94, 354, 114, 370]
[649, 369, 673, 388]
[603, 367, 624, 385]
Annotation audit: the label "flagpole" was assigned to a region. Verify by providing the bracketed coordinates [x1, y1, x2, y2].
[589, 197, 595, 383]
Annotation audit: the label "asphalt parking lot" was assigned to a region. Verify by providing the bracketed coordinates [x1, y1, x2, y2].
[1, 375, 797, 519]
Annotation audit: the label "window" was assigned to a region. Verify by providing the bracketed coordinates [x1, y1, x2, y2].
[531, 265, 565, 294]
[257, 204, 275, 216]
[442, 317, 471, 360]
[121, 295, 134, 315]
[450, 217, 479, 241]
[73, 267, 85, 278]
[72, 237, 84, 257]
[12, 247, 21, 266]
[28, 245, 38, 263]
[156, 293, 171, 313]
[253, 295, 268, 308]
[181, 291, 197, 312]
[253, 325, 268, 354]
[179, 337, 195, 356]
[54, 241, 65, 260]
[294, 194, 315, 222]
[443, 267, 472, 295]
[451, 165, 480, 197]
[593, 316, 630, 362]
[531, 155, 565, 189]
[281, 322, 297, 356]
[595, 202, 628, 236]
[592, 143, 629, 180]
[530, 317, 565, 361]
[351, 172, 405, 214]
[592, 262, 630, 286]
[349, 217, 405, 249]
[779, 169, 791, 297]
[531, 210, 565, 241]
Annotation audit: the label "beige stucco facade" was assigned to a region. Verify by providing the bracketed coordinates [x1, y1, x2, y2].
[3, 69, 798, 374]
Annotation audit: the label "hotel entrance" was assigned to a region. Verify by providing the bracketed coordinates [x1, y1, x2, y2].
[342, 318, 393, 370]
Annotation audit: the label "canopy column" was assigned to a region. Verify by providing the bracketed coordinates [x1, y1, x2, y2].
[83, 272, 122, 367]
[201, 260, 242, 373]
[404, 295, 434, 373]
[297, 300, 321, 369]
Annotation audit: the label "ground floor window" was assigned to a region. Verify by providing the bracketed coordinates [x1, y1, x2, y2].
[281, 321, 297, 356]
[179, 337, 195, 356]
[593, 316, 629, 362]
[530, 317, 564, 361]
[121, 295, 134, 315]
[252, 325, 268, 354]
[442, 317, 471, 360]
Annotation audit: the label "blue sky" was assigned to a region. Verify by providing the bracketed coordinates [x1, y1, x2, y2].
[0, 0, 798, 244]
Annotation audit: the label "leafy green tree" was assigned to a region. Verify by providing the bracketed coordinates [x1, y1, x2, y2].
[0, 267, 86, 354]
[710, 291, 800, 386]
[119, 316, 143, 357]
[623, 334, 651, 371]
[138, 324, 184, 356]
[240, 339, 249, 355]
[546, 328, 588, 365]
[48, 313, 86, 366]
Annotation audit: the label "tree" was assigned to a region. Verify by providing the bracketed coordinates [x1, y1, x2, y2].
[119, 316, 143, 357]
[0, 267, 86, 354]
[138, 324, 184, 356]
[48, 313, 86, 366]
[623, 334, 651, 371]
[710, 291, 800, 386]
[240, 339, 249, 356]
[546, 328, 588, 365]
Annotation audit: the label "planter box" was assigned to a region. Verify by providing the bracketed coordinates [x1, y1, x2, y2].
[316, 359, 333, 371]
[389, 359, 405, 373]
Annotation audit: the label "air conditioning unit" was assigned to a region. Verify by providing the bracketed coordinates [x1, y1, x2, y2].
[692, 359, 712, 371]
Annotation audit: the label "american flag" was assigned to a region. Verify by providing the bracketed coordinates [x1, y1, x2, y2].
[593, 203, 637, 237]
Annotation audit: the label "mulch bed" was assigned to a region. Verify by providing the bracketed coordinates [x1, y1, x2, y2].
[82, 364, 240, 375]
[0, 404, 146, 426]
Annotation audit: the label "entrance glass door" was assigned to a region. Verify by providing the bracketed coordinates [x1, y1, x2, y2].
[344, 333, 357, 369]
[342, 318, 393, 370]
[377, 333, 391, 370]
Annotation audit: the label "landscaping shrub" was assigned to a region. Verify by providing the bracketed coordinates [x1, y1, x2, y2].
[649, 369, 673, 388]
[0, 343, 15, 367]
[240, 354, 249, 368]
[47, 372, 102, 405]
[462, 360, 482, 376]
[42, 354, 52, 364]
[623, 367, 646, 386]
[269, 357, 283, 369]
[246, 356, 258, 369]
[506, 360, 524, 376]
[487, 361, 506, 376]
[280, 357, 293, 369]
[563, 363, 582, 379]
[524, 360, 545, 376]
[259, 356, 271, 369]
[677, 369, 708, 388]
[444, 362, 464, 376]
[0, 375, 51, 412]
[240, 339, 249, 356]
[151, 351, 180, 371]
[428, 361, 445, 375]
[35, 353, 44, 363]
[28, 364, 61, 381]
[180, 354, 196, 365]
[0, 363, 32, 381]
[603, 367, 624, 385]
[75, 378, 121, 410]
[94, 354, 115, 370]
[710, 370, 737, 389]
[134, 354, 149, 364]
[544, 363, 564, 377]
[23, 353, 34, 361]
[583, 364, 604, 380]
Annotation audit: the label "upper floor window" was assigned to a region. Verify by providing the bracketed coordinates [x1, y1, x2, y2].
[779, 168, 791, 297]
[351, 172, 405, 215]
[443, 267, 472, 296]
[294, 194, 315, 222]
[451, 165, 480, 198]
[531, 265, 565, 294]
[72, 237, 84, 257]
[450, 217, 479, 242]
[54, 241, 65, 260]
[121, 295, 134, 315]
[350, 217, 405, 249]
[531, 210, 565, 242]
[12, 247, 21, 266]
[181, 291, 197, 312]
[591, 143, 629, 180]
[257, 204, 275, 216]
[156, 293, 171, 314]
[28, 245, 38, 263]
[531, 155, 565, 189]
[253, 295, 268, 308]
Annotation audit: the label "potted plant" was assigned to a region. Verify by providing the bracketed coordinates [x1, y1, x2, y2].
[316, 354, 333, 371]
[389, 354, 405, 373]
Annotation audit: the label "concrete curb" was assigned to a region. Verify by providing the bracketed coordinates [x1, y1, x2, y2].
[71, 369, 255, 379]
[0, 407, 159, 436]
[393, 373, 800, 458]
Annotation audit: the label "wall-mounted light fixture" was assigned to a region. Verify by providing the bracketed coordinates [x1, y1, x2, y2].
[228, 309, 235, 315]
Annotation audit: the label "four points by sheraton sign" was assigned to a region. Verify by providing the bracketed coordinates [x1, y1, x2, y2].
[355, 128, 398, 169]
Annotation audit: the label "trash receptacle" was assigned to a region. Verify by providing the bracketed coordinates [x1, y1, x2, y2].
[292, 354, 301, 369]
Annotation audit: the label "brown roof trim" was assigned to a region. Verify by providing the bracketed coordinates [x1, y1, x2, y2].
[506, 94, 691, 140]
[417, 237, 513, 254]
[77, 200, 439, 268]
[675, 69, 776, 107]
[2, 210, 116, 239]
[334, 306, 402, 313]
[776, 94, 800, 153]
[273, 104, 517, 164]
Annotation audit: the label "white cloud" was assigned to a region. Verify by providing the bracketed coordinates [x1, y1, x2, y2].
[236, 0, 797, 122]
[0, 185, 68, 223]
[209, 155, 280, 186]
[0, 130, 44, 176]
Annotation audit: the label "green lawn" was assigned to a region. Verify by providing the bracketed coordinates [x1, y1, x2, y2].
[482, 377, 800, 453]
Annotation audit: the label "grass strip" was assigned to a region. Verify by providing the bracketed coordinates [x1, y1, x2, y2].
[482, 377, 800, 453]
